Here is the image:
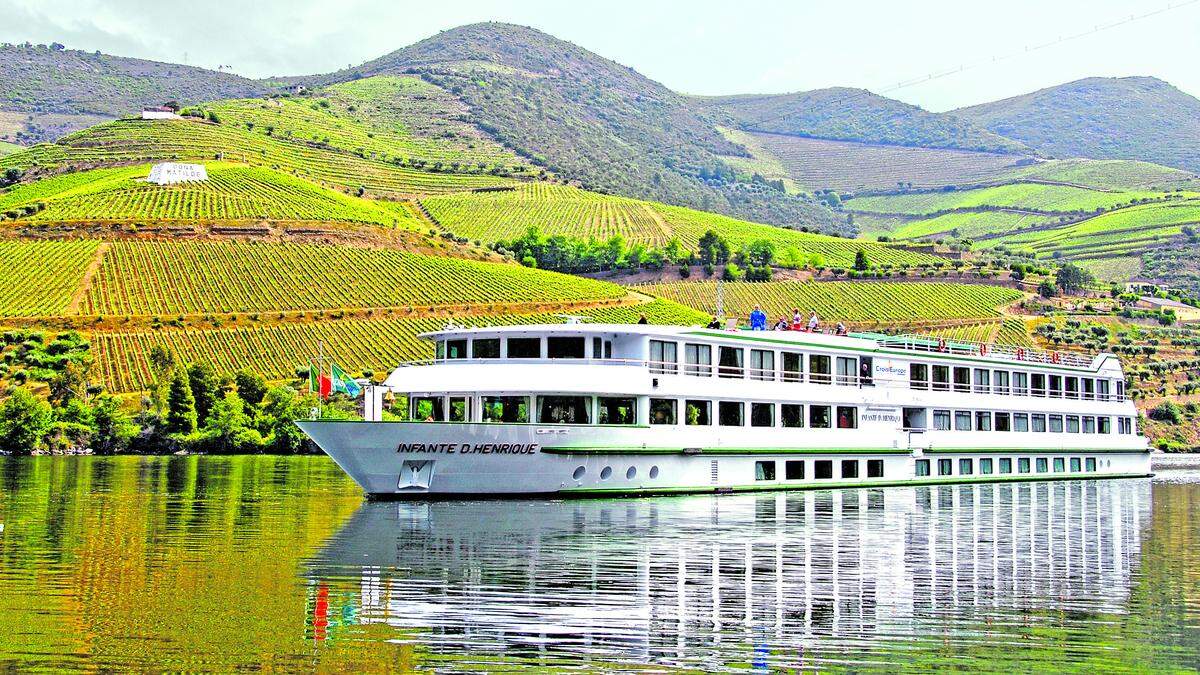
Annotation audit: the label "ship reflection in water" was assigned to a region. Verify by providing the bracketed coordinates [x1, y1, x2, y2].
[306, 480, 1151, 670]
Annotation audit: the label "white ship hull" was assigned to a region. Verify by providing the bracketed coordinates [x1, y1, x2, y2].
[298, 420, 1152, 498]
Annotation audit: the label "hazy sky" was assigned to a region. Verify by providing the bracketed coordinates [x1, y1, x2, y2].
[2, 0, 1198, 111]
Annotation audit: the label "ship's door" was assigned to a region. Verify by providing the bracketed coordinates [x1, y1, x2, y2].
[398, 460, 434, 490]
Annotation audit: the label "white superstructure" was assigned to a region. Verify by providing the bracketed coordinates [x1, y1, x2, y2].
[298, 323, 1150, 497]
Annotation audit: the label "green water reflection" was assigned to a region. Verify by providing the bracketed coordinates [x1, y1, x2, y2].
[0, 456, 1198, 671]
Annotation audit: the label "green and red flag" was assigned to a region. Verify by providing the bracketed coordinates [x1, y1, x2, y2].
[310, 362, 333, 399]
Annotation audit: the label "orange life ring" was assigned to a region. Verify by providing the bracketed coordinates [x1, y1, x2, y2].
[938, 338, 947, 353]
[1016, 348, 1026, 360]
[1051, 352, 1061, 364]
[980, 344, 988, 356]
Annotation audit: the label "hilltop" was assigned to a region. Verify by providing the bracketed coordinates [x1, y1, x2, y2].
[956, 77, 1200, 173]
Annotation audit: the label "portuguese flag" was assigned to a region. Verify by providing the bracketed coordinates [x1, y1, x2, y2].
[310, 364, 332, 399]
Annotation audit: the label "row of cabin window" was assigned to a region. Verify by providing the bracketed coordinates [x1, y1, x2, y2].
[437, 336, 611, 360]
[929, 410, 1135, 434]
[755, 458, 884, 481]
[650, 340, 872, 385]
[408, 394, 859, 428]
[910, 363, 1122, 400]
[915, 456, 1099, 477]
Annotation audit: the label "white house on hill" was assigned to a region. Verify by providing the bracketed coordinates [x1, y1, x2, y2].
[147, 163, 208, 185]
[141, 106, 181, 120]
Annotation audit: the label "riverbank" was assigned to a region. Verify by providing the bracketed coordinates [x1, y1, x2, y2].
[1152, 452, 1200, 470]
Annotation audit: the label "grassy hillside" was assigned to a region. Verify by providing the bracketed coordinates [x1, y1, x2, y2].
[0, 163, 425, 227]
[0, 240, 99, 316]
[0, 140, 22, 156]
[957, 77, 1200, 173]
[699, 88, 1028, 153]
[638, 280, 1022, 325]
[847, 183, 1169, 216]
[0, 43, 263, 142]
[420, 183, 942, 266]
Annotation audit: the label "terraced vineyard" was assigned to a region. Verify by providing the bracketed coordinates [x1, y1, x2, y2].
[0, 140, 21, 156]
[637, 281, 1022, 324]
[990, 199, 1200, 259]
[997, 158, 1200, 191]
[91, 300, 708, 392]
[0, 240, 98, 316]
[423, 183, 942, 267]
[0, 163, 424, 227]
[879, 211, 1056, 241]
[846, 183, 1166, 216]
[81, 240, 626, 315]
[731, 133, 1029, 192]
[0, 117, 519, 196]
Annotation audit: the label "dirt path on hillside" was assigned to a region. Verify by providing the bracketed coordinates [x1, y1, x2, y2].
[65, 242, 108, 315]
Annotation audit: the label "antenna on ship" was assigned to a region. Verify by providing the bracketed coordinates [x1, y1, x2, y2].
[716, 277, 725, 321]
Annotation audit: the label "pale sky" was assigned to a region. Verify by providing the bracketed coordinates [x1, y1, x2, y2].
[2, 0, 1198, 111]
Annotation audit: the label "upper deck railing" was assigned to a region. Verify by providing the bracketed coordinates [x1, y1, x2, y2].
[855, 332, 1095, 368]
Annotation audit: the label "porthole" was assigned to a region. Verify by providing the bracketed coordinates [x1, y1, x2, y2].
[649, 465, 660, 479]
[572, 466, 586, 481]
[600, 466, 613, 480]
[626, 466, 637, 480]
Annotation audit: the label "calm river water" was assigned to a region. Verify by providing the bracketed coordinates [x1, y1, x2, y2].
[1, 456, 1198, 671]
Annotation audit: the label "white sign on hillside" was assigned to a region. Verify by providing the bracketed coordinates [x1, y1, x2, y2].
[147, 163, 208, 185]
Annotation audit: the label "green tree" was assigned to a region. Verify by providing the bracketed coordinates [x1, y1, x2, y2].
[48, 356, 92, 406]
[743, 239, 776, 267]
[187, 363, 220, 425]
[697, 230, 730, 265]
[90, 394, 137, 455]
[257, 386, 317, 454]
[204, 392, 263, 454]
[235, 369, 268, 405]
[854, 249, 870, 272]
[165, 368, 197, 434]
[1038, 280, 1059, 298]
[1055, 263, 1094, 295]
[147, 345, 175, 414]
[0, 388, 54, 455]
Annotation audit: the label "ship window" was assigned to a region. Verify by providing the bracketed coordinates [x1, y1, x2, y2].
[537, 396, 591, 424]
[685, 400, 711, 426]
[1032, 414, 1047, 432]
[781, 404, 804, 428]
[649, 340, 678, 373]
[842, 460, 859, 478]
[1049, 375, 1064, 398]
[836, 406, 857, 429]
[650, 398, 677, 425]
[448, 397, 470, 422]
[1048, 415, 1064, 433]
[1086, 457, 1097, 472]
[1083, 416, 1096, 434]
[592, 337, 602, 359]
[750, 349, 775, 381]
[600, 466, 612, 480]
[809, 405, 831, 429]
[444, 339, 467, 360]
[910, 363, 929, 390]
[836, 357, 858, 385]
[1071, 457, 1082, 472]
[994, 370, 1010, 395]
[973, 369, 990, 394]
[810, 355, 832, 384]
[1097, 379, 1111, 400]
[938, 459, 952, 476]
[1082, 378, 1095, 400]
[1036, 458, 1049, 473]
[573, 466, 585, 480]
[781, 352, 803, 382]
[1065, 377, 1079, 399]
[472, 338, 500, 359]
[685, 343, 712, 376]
[411, 396, 444, 421]
[1013, 372, 1028, 396]
[953, 367, 971, 393]
[1098, 417, 1111, 434]
[979, 458, 994, 474]
[954, 411, 972, 431]
[815, 460, 833, 479]
[932, 365, 950, 391]
[786, 460, 805, 480]
[903, 407, 927, 430]
[975, 411, 991, 432]
[626, 466, 637, 480]
[598, 397, 637, 425]
[995, 412, 1011, 432]
[915, 459, 930, 476]
[755, 461, 776, 481]
[718, 346, 744, 378]
[1031, 373, 1047, 397]
[1013, 413, 1029, 432]
[548, 337, 586, 359]
[1117, 381, 1125, 398]
[751, 403, 774, 427]
[959, 458, 973, 475]
[999, 458, 1012, 474]
[867, 459, 884, 478]
[1066, 415, 1080, 433]
[481, 396, 529, 423]
[860, 357, 874, 386]
[1018, 458, 1031, 473]
[718, 401, 744, 427]
[933, 409, 951, 431]
[507, 337, 541, 359]
[1054, 457, 1066, 472]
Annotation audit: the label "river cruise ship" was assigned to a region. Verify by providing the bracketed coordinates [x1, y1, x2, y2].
[297, 322, 1150, 497]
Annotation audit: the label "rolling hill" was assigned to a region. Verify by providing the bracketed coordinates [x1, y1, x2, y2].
[956, 77, 1200, 173]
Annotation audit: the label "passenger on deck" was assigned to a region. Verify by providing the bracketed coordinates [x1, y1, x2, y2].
[749, 305, 768, 331]
[706, 316, 722, 329]
[807, 311, 819, 333]
[835, 322, 847, 336]
[773, 316, 790, 331]
[791, 308, 804, 331]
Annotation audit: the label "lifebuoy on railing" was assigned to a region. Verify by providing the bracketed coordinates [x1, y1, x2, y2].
[938, 338, 947, 353]
[1016, 348, 1026, 360]
[1051, 352, 1061, 364]
[980, 344, 988, 356]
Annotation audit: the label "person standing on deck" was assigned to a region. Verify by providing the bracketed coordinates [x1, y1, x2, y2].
[749, 305, 767, 331]
[807, 311, 819, 333]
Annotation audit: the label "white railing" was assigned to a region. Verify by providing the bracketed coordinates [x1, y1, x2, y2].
[871, 333, 1094, 368]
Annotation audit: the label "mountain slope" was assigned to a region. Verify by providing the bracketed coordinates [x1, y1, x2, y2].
[699, 88, 1029, 154]
[956, 77, 1200, 173]
[0, 43, 264, 144]
[305, 22, 848, 234]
